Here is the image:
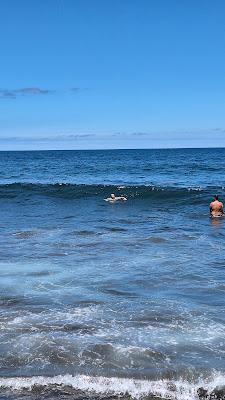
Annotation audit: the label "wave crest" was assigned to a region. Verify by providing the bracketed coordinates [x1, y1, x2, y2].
[0, 182, 221, 201]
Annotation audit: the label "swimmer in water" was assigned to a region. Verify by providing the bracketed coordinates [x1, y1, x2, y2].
[209, 195, 224, 217]
[104, 193, 127, 202]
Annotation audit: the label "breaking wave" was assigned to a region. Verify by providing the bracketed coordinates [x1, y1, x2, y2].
[0, 373, 225, 400]
[0, 182, 222, 200]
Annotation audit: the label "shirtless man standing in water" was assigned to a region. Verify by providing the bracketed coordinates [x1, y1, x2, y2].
[210, 195, 224, 217]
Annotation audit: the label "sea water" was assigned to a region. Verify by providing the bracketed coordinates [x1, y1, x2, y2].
[0, 148, 225, 400]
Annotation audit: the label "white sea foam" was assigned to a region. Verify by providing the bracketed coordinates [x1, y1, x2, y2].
[0, 373, 225, 400]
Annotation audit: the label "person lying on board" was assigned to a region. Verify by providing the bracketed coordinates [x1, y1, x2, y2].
[104, 193, 127, 202]
[209, 195, 224, 217]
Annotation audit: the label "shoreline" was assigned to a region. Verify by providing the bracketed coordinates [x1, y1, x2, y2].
[0, 374, 225, 400]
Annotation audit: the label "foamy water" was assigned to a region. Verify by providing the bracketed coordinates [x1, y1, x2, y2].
[1, 373, 225, 400]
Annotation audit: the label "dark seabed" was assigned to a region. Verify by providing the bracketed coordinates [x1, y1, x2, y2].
[0, 148, 225, 400]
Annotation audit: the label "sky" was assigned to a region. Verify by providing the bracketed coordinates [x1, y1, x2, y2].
[0, 0, 225, 150]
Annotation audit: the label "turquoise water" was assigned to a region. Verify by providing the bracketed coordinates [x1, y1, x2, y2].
[0, 149, 225, 400]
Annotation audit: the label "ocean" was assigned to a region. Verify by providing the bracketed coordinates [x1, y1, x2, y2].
[0, 148, 225, 400]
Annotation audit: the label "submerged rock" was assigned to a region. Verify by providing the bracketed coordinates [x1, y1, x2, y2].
[197, 386, 225, 400]
[209, 387, 225, 400]
[197, 387, 208, 398]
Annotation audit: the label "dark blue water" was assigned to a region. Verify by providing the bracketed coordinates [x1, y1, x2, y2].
[0, 149, 225, 400]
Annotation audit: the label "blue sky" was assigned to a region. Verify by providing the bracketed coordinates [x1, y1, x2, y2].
[1, 0, 225, 150]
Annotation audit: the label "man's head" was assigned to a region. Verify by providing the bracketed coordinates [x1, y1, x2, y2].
[214, 195, 219, 201]
[111, 193, 115, 199]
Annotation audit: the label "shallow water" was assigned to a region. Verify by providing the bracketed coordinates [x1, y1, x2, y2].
[0, 149, 225, 399]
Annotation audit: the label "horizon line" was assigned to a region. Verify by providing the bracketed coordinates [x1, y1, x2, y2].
[0, 146, 225, 152]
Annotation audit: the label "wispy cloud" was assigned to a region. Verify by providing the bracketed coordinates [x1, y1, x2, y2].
[0, 134, 95, 142]
[131, 132, 148, 136]
[70, 87, 80, 92]
[58, 134, 94, 139]
[0, 87, 52, 99]
[1, 129, 225, 150]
